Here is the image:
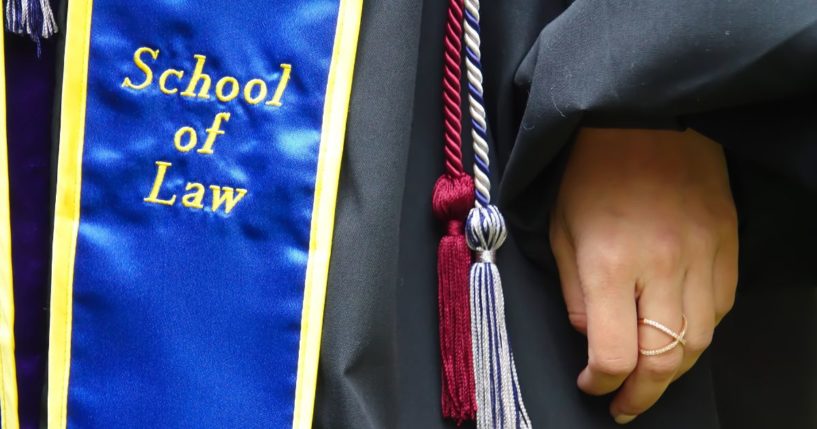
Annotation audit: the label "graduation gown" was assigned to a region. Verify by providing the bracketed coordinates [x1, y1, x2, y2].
[314, 1, 817, 428]
[4, 0, 817, 428]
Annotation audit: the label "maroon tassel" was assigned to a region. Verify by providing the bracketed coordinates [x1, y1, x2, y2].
[434, 0, 475, 421]
[433, 173, 476, 423]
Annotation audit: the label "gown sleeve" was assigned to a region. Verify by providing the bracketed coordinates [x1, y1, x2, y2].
[498, 0, 817, 261]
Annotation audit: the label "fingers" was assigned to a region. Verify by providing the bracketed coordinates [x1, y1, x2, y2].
[575, 249, 639, 396]
[674, 262, 715, 381]
[552, 216, 735, 425]
[553, 220, 639, 397]
[610, 272, 684, 424]
[550, 221, 587, 334]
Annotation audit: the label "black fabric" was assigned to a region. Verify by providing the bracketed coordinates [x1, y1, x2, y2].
[711, 286, 817, 429]
[313, 0, 422, 426]
[316, 1, 817, 428]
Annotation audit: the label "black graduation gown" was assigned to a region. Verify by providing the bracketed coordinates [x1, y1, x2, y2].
[7, 0, 817, 427]
[315, 1, 817, 428]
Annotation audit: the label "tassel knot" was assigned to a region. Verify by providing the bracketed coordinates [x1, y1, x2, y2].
[476, 250, 493, 264]
[433, 174, 475, 222]
[465, 205, 508, 252]
[446, 220, 464, 236]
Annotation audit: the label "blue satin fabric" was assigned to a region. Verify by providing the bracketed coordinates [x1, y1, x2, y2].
[69, 1, 339, 427]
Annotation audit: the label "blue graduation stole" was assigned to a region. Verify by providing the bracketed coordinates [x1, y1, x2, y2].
[47, 1, 361, 427]
[0, 8, 20, 429]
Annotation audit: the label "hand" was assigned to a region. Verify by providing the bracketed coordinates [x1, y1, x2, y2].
[549, 128, 738, 424]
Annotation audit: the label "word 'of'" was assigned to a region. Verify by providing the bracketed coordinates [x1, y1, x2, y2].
[141, 110, 248, 214]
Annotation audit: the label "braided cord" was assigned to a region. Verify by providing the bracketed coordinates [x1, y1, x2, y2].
[463, 0, 490, 207]
[443, 0, 466, 177]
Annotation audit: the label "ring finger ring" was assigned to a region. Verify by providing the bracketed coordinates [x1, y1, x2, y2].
[637, 314, 687, 356]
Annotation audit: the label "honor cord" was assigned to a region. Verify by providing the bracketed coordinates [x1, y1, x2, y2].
[463, 0, 532, 427]
[432, 0, 477, 422]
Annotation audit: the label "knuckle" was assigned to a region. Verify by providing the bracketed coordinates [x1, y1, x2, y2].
[640, 352, 682, 380]
[684, 331, 713, 355]
[588, 354, 637, 378]
[648, 232, 683, 273]
[577, 240, 633, 282]
[686, 222, 717, 252]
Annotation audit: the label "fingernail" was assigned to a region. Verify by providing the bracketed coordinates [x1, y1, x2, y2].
[614, 414, 637, 424]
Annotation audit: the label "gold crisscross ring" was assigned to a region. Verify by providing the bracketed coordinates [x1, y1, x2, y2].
[637, 315, 688, 356]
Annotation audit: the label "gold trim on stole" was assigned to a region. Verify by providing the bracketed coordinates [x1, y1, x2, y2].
[47, 0, 93, 426]
[47, 1, 363, 428]
[0, 5, 21, 429]
[292, 0, 363, 427]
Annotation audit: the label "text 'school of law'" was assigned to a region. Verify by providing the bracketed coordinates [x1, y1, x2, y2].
[119, 46, 294, 215]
